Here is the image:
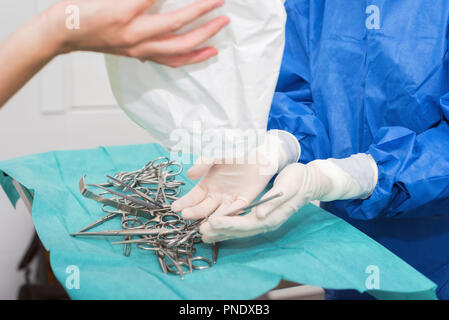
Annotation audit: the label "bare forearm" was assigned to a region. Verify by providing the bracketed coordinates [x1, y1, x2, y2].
[0, 12, 62, 107]
[0, 0, 228, 108]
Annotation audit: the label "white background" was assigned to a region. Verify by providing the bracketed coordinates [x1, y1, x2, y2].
[0, 0, 154, 299]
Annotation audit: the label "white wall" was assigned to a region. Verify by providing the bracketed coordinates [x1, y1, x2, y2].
[0, 0, 154, 299]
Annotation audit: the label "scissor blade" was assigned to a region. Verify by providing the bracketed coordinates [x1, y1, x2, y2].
[79, 176, 155, 217]
[76, 213, 120, 233]
[106, 175, 163, 208]
[87, 183, 160, 210]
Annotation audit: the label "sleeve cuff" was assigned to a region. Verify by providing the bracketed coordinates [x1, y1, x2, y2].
[328, 153, 378, 200]
[267, 129, 301, 169]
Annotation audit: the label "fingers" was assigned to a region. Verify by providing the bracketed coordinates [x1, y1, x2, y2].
[181, 196, 220, 220]
[210, 198, 248, 217]
[255, 187, 289, 220]
[106, 0, 156, 19]
[147, 46, 218, 68]
[200, 205, 296, 243]
[125, 0, 227, 44]
[155, 0, 226, 35]
[208, 211, 265, 232]
[171, 185, 206, 213]
[200, 212, 265, 243]
[187, 157, 216, 180]
[126, 16, 229, 58]
[202, 234, 232, 243]
[128, 0, 158, 15]
[201, 229, 259, 243]
[255, 166, 303, 219]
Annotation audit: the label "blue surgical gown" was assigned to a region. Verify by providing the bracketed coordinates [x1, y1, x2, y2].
[268, 0, 449, 299]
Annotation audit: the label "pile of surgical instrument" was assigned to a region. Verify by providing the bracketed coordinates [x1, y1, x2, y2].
[70, 156, 284, 279]
[71, 157, 211, 279]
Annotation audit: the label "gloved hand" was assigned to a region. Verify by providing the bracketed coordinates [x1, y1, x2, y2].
[200, 153, 378, 243]
[171, 130, 301, 220]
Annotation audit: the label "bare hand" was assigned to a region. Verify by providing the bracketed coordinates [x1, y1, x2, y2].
[47, 0, 229, 67]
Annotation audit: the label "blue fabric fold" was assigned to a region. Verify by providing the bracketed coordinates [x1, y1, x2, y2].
[269, 0, 449, 298]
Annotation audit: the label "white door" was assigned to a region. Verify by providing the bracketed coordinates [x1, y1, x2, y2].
[0, 0, 154, 299]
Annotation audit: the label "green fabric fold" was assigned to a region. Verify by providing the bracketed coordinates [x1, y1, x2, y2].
[0, 143, 437, 300]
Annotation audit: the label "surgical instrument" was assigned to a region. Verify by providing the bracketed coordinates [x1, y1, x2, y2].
[87, 183, 162, 211]
[222, 192, 284, 217]
[210, 192, 284, 264]
[105, 175, 162, 208]
[71, 228, 174, 237]
[72, 158, 213, 279]
[79, 175, 156, 216]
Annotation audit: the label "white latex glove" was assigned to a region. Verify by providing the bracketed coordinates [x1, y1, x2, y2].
[200, 154, 378, 243]
[171, 130, 300, 220]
